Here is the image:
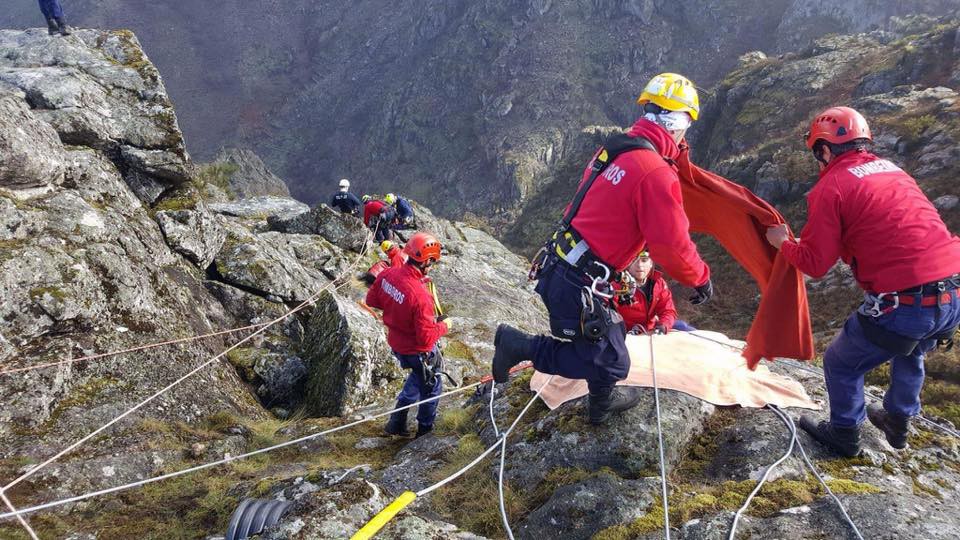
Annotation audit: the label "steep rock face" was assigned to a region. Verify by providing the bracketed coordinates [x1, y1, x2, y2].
[4, 3, 957, 218]
[0, 29, 189, 204]
[213, 147, 291, 199]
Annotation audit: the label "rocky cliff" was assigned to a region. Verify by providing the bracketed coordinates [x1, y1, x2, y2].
[2, 15, 960, 540]
[3, 1, 959, 219]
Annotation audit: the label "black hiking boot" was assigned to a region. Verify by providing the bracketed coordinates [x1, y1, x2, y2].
[798, 415, 861, 457]
[492, 324, 537, 383]
[867, 404, 909, 449]
[385, 409, 411, 437]
[55, 17, 71, 36]
[46, 18, 59, 36]
[415, 423, 433, 439]
[588, 386, 643, 425]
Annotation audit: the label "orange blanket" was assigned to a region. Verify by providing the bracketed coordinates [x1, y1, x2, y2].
[532, 331, 819, 410]
[676, 150, 814, 368]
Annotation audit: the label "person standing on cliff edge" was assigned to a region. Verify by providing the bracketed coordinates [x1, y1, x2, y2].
[39, 0, 71, 36]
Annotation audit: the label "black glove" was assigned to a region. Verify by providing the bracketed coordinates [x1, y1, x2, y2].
[689, 279, 713, 305]
[628, 324, 644, 335]
[654, 324, 668, 335]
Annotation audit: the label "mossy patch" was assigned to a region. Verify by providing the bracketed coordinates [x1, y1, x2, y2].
[593, 476, 881, 538]
[28, 286, 67, 302]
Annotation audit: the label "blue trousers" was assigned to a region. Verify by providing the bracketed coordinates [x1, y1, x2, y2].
[39, 0, 64, 20]
[824, 290, 960, 427]
[532, 261, 630, 392]
[394, 348, 442, 428]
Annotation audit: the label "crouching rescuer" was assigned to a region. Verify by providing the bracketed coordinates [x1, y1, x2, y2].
[490, 73, 713, 425]
[365, 232, 451, 438]
[766, 106, 960, 456]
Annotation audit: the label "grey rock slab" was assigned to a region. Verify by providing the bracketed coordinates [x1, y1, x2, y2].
[213, 228, 343, 302]
[214, 147, 291, 198]
[505, 389, 715, 489]
[517, 474, 659, 539]
[301, 289, 401, 416]
[933, 195, 958, 211]
[0, 93, 66, 189]
[156, 207, 226, 268]
[268, 203, 369, 253]
[208, 197, 309, 221]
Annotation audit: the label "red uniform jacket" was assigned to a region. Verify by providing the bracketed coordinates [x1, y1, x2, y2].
[365, 263, 448, 354]
[781, 151, 960, 292]
[363, 200, 386, 226]
[385, 245, 407, 267]
[569, 119, 709, 287]
[614, 270, 677, 332]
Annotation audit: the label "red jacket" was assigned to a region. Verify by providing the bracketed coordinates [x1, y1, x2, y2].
[614, 270, 677, 332]
[385, 245, 407, 267]
[781, 151, 960, 292]
[569, 119, 709, 287]
[363, 200, 386, 226]
[365, 263, 448, 354]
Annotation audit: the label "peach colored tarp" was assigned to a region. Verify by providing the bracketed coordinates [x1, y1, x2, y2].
[531, 331, 819, 410]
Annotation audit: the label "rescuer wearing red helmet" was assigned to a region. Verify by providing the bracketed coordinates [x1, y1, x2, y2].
[766, 106, 960, 456]
[365, 232, 451, 438]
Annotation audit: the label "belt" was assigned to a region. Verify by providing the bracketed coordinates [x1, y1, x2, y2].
[896, 274, 960, 295]
[897, 291, 956, 307]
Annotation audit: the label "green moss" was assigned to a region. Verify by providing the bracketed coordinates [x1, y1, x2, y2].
[593, 476, 881, 538]
[194, 162, 239, 198]
[28, 286, 67, 302]
[911, 476, 942, 499]
[442, 339, 477, 362]
[225, 347, 263, 382]
[152, 191, 201, 213]
[43, 377, 125, 431]
[435, 403, 480, 436]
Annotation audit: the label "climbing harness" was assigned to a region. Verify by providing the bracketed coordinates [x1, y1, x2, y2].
[0, 382, 483, 521]
[0, 224, 383, 504]
[352, 375, 556, 540]
[649, 332, 672, 539]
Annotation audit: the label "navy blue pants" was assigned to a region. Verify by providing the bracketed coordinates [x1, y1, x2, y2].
[394, 348, 442, 428]
[824, 289, 960, 427]
[532, 261, 630, 392]
[39, 0, 64, 19]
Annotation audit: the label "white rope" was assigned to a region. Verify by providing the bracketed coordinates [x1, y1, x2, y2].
[772, 406, 865, 540]
[0, 381, 481, 520]
[2, 227, 377, 496]
[649, 333, 671, 539]
[0, 491, 38, 540]
[485, 379, 514, 539]
[727, 405, 796, 539]
[418, 375, 554, 499]
[489, 382, 500, 438]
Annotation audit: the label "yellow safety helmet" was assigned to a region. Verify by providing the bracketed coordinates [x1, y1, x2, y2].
[637, 73, 700, 121]
[380, 240, 395, 252]
[384, 193, 397, 205]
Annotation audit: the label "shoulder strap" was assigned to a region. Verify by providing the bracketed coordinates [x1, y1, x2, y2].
[558, 134, 657, 231]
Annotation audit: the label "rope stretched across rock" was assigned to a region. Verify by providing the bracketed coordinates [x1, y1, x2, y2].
[1, 225, 380, 501]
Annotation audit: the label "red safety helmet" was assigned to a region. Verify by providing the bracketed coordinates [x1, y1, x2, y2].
[804, 106, 872, 149]
[403, 232, 442, 264]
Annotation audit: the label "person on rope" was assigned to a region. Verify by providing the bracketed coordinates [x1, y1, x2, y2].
[766, 106, 960, 457]
[330, 178, 361, 215]
[384, 193, 416, 229]
[490, 73, 713, 425]
[363, 197, 397, 242]
[39, 0, 71, 36]
[614, 250, 695, 335]
[365, 232, 451, 438]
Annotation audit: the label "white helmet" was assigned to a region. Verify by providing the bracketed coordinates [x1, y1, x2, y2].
[338, 178, 350, 190]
